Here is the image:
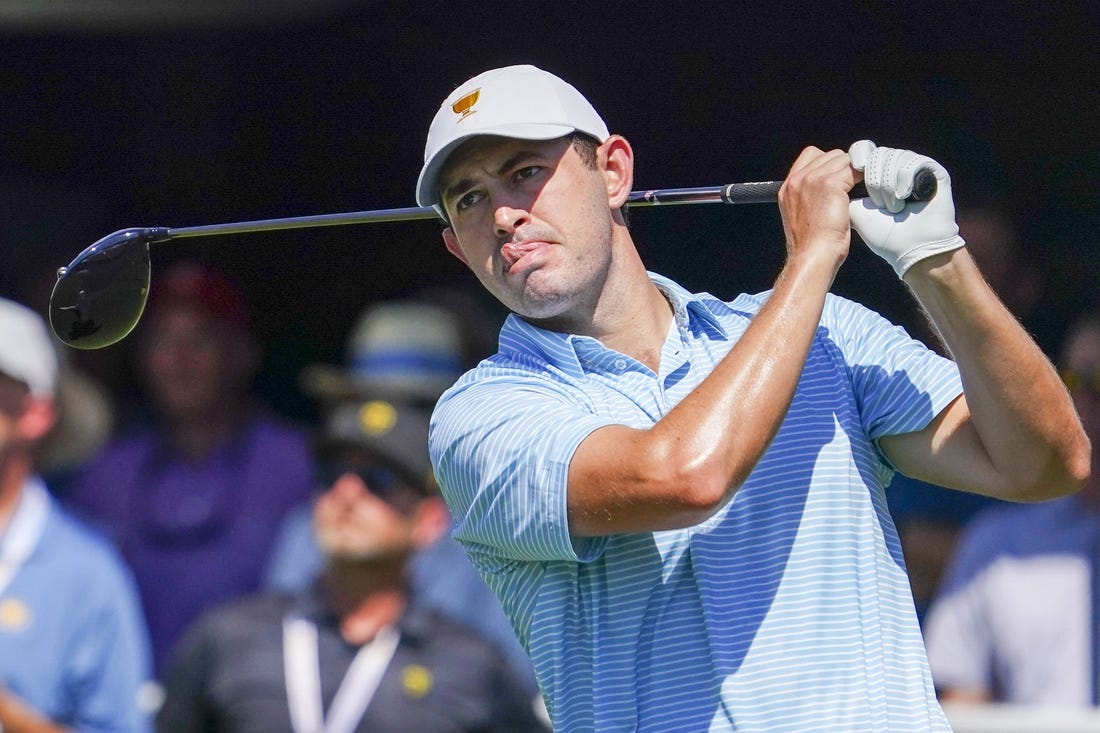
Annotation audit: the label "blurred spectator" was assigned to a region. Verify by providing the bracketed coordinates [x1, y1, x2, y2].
[264, 297, 539, 695]
[923, 310, 1100, 706]
[37, 360, 115, 490]
[298, 298, 476, 407]
[157, 395, 550, 733]
[886, 477, 997, 625]
[0, 297, 153, 732]
[63, 261, 315, 676]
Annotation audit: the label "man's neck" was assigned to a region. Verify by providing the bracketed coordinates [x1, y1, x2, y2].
[166, 402, 248, 460]
[320, 558, 408, 646]
[0, 452, 30, 534]
[592, 280, 675, 372]
[532, 233, 675, 371]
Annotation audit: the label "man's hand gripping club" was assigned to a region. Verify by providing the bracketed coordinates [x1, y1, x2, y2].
[848, 139, 966, 278]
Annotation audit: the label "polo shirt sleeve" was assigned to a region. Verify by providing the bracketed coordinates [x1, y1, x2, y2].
[430, 375, 615, 564]
[822, 294, 963, 440]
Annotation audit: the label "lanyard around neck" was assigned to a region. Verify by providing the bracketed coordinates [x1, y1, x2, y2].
[0, 480, 49, 599]
[283, 615, 401, 733]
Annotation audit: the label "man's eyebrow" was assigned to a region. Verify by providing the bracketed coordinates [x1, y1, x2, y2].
[440, 176, 475, 207]
[495, 149, 543, 176]
[440, 148, 548, 205]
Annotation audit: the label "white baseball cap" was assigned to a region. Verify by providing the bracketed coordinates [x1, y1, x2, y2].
[0, 297, 58, 398]
[416, 64, 610, 214]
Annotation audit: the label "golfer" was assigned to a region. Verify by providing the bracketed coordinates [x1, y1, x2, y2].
[419, 64, 1089, 732]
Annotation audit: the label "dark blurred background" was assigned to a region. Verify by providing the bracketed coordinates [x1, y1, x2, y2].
[2, 0, 1097, 421]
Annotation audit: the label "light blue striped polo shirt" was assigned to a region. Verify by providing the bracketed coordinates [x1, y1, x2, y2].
[430, 273, 962, 732]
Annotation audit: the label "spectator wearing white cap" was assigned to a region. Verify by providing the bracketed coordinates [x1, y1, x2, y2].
[0, 297, 154, 733]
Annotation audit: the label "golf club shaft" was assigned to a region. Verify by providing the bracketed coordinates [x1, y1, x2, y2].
[162, 182, 784, 241]
[159, 168, 935, 242]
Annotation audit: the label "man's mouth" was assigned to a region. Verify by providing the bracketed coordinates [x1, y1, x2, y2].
[501, 239, 548, 272]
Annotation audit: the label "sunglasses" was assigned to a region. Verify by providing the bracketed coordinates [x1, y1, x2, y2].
[313, 459, 427, 514]
[1060, 368, 1100, 398]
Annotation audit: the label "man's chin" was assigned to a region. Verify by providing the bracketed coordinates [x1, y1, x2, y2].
[321, 545, 405, 563]
[513, 282, 576, 322]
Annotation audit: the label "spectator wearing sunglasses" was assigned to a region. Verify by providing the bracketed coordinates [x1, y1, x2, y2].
[923, 310, 1100, 706]
[156, 395, 550, 733]
[263, 296, 538, 697]
[63, 262, 315, 677]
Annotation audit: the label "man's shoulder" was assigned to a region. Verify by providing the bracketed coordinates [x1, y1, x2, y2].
[43, 501, 127, 565]
[33, 502, 142, 600]
[402, 604, 510, 663]
[188, 592, 296, 641]
[441, 333, 577, 397]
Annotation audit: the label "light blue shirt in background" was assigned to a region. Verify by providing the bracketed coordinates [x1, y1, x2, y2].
[431, 274, 964, 732]
[0, 479, 153, 733]
[924, 495, 1099, 705]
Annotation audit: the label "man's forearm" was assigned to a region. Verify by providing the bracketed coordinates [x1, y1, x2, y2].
[568, 248, 839, 536]
[904, 247, 1090, 500]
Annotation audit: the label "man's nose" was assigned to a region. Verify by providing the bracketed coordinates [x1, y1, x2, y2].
[329, 472, 368, 499]
[494, 202, 530, 238]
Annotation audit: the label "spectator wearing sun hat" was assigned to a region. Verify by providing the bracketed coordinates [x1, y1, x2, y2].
[264, 294, 539, 695]
[0, 296, 154, 733]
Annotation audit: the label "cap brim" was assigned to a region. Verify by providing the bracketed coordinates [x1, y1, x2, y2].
[299, 363, 452, 404]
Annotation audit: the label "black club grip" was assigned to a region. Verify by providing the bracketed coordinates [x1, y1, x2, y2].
[720, 167, 938, 205]
[908, 168, 938, 201]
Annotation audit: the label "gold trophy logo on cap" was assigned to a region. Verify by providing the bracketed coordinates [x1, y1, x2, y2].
[451, 89, 480, 121]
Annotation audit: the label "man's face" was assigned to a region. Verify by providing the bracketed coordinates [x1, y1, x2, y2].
[312, 452, 425, 562]
[141, 307, 250, 421]
[437, 135, 616, 327]
[0, 375, 53, 461]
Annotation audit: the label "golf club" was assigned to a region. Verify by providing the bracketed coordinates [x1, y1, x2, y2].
[49, 172, 936, 350]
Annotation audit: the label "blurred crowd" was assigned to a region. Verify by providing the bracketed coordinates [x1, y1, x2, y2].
[0, 260, 548, 732]
[1, 200, 1098, 730]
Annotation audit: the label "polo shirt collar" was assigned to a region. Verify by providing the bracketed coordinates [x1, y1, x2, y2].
[497, 272, 729, 378]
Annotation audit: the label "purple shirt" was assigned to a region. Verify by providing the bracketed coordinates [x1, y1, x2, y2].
[64, 409, 314, 675]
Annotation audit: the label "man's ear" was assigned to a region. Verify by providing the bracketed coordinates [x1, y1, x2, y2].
[18, 395, 56, 443]
[442, 228, 469, 266]
[410, 496, 451, 549]
[600, 135, 635, 212]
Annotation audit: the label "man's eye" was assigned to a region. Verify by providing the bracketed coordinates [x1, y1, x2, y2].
[515, 166, 541, 181]
[455, 191, 483, 211]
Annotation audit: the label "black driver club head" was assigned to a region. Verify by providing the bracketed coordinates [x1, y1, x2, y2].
[49, 227, 170, 349]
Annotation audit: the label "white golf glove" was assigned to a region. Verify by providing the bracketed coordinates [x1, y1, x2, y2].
[848, 139, 965, 278]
